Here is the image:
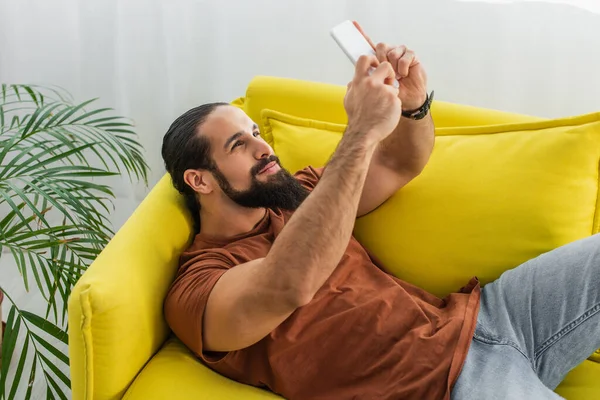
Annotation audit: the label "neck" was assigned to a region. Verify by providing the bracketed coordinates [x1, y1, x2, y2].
[199, 200, 267, 239]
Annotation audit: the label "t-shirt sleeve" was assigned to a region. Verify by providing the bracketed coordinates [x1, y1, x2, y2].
[164, 249, 234, 362]
[293, 166, 324, 191]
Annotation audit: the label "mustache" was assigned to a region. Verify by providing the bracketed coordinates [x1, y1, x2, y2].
[251, 155, 280, 176]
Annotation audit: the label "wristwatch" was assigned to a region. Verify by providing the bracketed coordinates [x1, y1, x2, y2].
[402, 90, 435, 120]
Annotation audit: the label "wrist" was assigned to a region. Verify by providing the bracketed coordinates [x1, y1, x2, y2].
[344, 125, 380, 151]
[401, 93, 428, 112]
[402, 91, 435, 120]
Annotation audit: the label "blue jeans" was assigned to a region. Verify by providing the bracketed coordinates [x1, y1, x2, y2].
[451, 234, 600, 399]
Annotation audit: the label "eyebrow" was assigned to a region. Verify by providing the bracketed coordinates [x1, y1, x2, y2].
[223, 124, 259, 150]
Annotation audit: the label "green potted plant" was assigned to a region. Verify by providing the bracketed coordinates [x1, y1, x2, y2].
[0, 84, 149, 399]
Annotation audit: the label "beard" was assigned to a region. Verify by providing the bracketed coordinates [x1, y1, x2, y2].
[211, 155, 309, 211]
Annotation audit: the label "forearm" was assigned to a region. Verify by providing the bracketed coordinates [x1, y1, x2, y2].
[264, 129, 376, 305]
[377, 113, 435, 175]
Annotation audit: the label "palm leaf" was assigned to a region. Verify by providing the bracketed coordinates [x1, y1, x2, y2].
[0, 143, 68, 180]
[0, 306, 21, 394]
[45, 373, 67, 400]
[0, 293, 71, 400]
[23, 359, 37, 400]
[10, 246, 30, 292]
[54, 98, 97, 126]
[43, 103, 79, 129]
[26, 102, 63, 136]
[22, 86, 40, 106]
[0, 134, 21, 165]
[0, 188, 36, 233]
[16, 143, 99, 177]
[0, 202, 28, 234]
[7, 335, 30, 400]
[3, 181, 53, 230]
[0, 84, 149, 399]
[68, 107, 112, 125]
[19, 103, 48, 137]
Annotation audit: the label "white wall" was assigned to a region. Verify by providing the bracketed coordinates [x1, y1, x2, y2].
[2, 2, 598, 395]
[1, 0, 600, 217]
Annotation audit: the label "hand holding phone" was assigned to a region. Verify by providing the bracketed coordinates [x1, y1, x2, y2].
[343, 56, 402, 143]
[330, 20, 399, 88]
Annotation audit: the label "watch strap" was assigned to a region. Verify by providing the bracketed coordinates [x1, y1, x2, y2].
[402, 90, 435, 120]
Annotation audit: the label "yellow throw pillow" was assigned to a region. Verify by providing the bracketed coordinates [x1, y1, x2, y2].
[261, 109, 600, 297]
[261, 110, 346, 173]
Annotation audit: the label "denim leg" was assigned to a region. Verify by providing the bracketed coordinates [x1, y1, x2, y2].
[451, 336, 564, 400]
[476, 233, 600, 389]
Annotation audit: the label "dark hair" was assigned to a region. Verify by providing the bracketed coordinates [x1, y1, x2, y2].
[161, 102, 229, 233]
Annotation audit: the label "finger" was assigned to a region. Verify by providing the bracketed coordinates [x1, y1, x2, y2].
[397, 49, 418, 78]
[387, 84, 400, 99]
[387, 46, 407, 78]
[375, 42, 392, 64]
[354, 54, 379, 79]
[371, 61, 396, 84]
[352, 20, 376, 49]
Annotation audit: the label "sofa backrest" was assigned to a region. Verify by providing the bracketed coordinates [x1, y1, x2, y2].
[239, 76, 543, 133]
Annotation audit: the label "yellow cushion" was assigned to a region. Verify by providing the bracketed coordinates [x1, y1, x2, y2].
[359, 115, 600, 295]
[262, 109, 346, 174]
[123, 338, 280, 400]
[555, 360, 600, 399]
[262, 109, 600, 295]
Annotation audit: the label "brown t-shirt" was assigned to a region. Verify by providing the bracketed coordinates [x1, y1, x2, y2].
[165, 166, 480, 400]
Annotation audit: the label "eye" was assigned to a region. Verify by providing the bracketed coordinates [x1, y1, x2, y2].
[232, 140, 243, 149]
[253, 131, 260, 137]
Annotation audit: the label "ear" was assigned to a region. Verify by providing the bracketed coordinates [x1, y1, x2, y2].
[183, 169, 214, 195]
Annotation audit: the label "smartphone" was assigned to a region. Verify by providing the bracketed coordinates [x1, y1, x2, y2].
[330, 20, 399, 87]
[330, 20, 376, 65]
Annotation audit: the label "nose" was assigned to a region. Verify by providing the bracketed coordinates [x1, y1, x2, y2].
[252, 136, 273, 160]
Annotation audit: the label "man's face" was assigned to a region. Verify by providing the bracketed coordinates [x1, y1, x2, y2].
[201, 105, 308, 210]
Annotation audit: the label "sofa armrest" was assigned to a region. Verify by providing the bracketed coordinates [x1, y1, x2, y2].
[68, 175, 193, 400]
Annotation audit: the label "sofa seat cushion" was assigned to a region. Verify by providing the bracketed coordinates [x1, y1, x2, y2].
[123, 338, 281, 400]
[122, 338, 600, 399]
[554, 360, 600, 399]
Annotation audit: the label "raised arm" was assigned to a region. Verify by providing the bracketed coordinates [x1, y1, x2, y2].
[353, 22, 435, 217]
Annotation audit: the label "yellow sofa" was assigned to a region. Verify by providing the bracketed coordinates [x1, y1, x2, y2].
[68, 76, 600, 399]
